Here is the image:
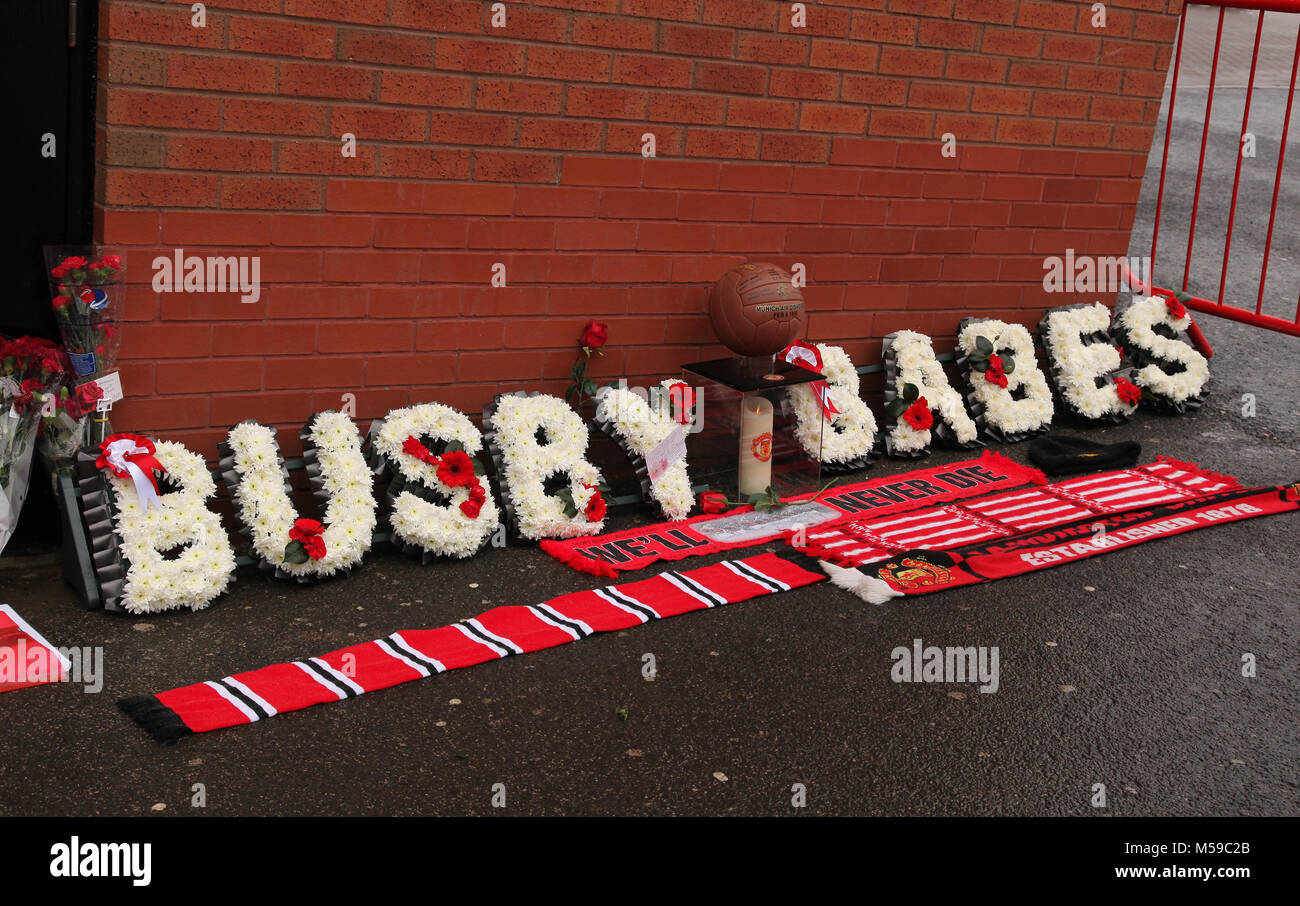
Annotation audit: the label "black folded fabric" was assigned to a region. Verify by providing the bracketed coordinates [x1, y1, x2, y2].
[1028, 435, 1142, 476]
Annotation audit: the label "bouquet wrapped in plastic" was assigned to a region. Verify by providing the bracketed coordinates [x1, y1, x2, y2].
[1, 336, 68, 552]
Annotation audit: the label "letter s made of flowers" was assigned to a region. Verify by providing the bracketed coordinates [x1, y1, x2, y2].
[219, 411, 377, 581]
[1112, 294, 1210, 411]
[92, 439, 237, 614]
[485, 393, 607, 540]
[371, 402, 499, 559]
[790, 343, 878, 468]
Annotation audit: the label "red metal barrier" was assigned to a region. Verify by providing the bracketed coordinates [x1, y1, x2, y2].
[1133, 0, 1300, 356]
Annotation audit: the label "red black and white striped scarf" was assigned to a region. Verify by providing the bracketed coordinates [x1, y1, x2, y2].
[120, 550, 827, 741]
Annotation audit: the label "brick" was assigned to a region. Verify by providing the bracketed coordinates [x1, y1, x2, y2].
[695, 62, 769, 95]
[477, 79, 563, 114]
[318, 321, 412, 352]
[958, 145, 1021, 172]
[811, 39, 880, 73]
[386, 0, 483, 33]
[953, 0, 1016, 25]
[169, 131, 272, 172]
[223, 98, 329, 136]
[842, 75, 909, 106]
[103, 171, 219, 207]
[474, 150, 560, 183]
[527, 46, 612, 82]
[337, 28, 435, 67]
[643, 160, 721, 190]
[423, 184, 514, 215]
[676, 192, 753, 222]
[752, 195, 823, 223]
[428, 111, 515, 146]
[720, 163, 794, 192]
[726, 98, 799, 129]
[327, 179, 423, 212]
[97, 208, 162, 245]
[1009, 61, 1067, 88]
[377, 147, 471, 180]
[265, 355, 366, 389]
[919, 18, 981, 50]
[790, 167, 862, 195]
[435, 38, 526, 74]
[118, 324, 212, 360]
[1031, 91, 1089, 119]
[284, 0, 387, 26]
[514, 187, 601, 217]
[685, 129, 761, 160]
[519, 119, 603, 150]
[379, 71, 474, 107]
[626, 0, 699, 22]
[280, 61, 376, 100]
[468, 220, 556, 250]
[104, 3, 226, 48]
[566, 85, 649, 119]
[221, 175, 322, 210]
[607, 124, 684, 155]
[908, 82, 973, 111]
[274, 213, 375, 247]
[982, 27, 1042, 58]
[799, 103, 870, 134]
[971, 85, 1032, 114]
[276, 139, 377, 175]
[228, 16, 336, 58]
[1067, 65, 1124, 93]
[994, 117, 1056, 145]
[1054, 122, 1114, 148]
[574, 16, 657, 51]
[637, 223, 715, 251]
[157, 359, 262, 394]
[649, 93, 727, 124]
[1017, 0, 1078, 31]
[736, 33, 810, 66]
[770, 69, 840, 100]
[922, 172, 985, 199]
[561, 157, 644, 187]
[212, 323, 318, 357]
[331, 106, 428, 142]
[107, 89, 222, 130]
[99, 44, 166, 85]
[168, 52, 277, 93]
[613, 55, 694, 88]
[1043, 34, 1101, 63]
[556, 221, 638, 250]
[102, 131, 165, 168]
[868, 109, 934, 138]
[372, 286, 460, 319]
[850, 12, 919, 45]
[415, 319, 505, 351]
[946, 53, 1009, 83]
[659, 24, 734, 59]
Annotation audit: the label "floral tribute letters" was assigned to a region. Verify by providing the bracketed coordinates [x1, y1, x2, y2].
[78, 436, 236, 614]
[1112, 295, 1210, 412]
[594, 381, 694, 521]
[219, 411, 376, 581]
[1039, 302, 1139, 423]
[882, 330, 980, 457]
[790, 344, 878, 469]
[370, 403, 499, 560]
[484, 392, 608, 540]
[955, 319, 1054, 443]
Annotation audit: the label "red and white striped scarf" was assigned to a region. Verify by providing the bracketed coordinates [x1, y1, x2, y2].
[120, 550, 827, 741]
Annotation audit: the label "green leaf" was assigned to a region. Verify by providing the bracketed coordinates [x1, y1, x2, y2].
[473, 460, 486, 476]
[975, 335, 994, 354]
[582, 378, 598, 396]
[971, 359, 988, 372]
[444, 439, 464, 454]
[885, 399, 907, 418]
[903, 383, 919, 402]
[283, 540, 309, 565]
[570, 360, 583, 382]
[1002, 356, 1015, 375]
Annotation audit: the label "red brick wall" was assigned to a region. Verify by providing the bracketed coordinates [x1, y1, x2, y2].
[96, 0, 1183, 454]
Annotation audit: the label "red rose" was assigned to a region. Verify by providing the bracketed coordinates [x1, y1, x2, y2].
[1164, 296, 1187, 320]
[459, 498, 482, 519]
[579, 321, 608, 350]
[583, 485, 606, 523]
[700, 491, 728, 514]
[902, 397, 933, 431]
[75, 382, 104, 406]
[1114, 377, 1142, 405]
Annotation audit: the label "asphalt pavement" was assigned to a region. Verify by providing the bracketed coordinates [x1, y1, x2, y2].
[0, 8, 1297, 817]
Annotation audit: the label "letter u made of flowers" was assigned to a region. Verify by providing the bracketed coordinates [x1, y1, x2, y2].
[789, 344, 879, 470]
[219, 411, 376, 581]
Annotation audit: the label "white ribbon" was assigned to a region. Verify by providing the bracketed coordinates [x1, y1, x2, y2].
[105, 438, 163, 515]
[781, 343, 839, 420]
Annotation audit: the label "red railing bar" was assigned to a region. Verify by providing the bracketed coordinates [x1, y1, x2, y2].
[1256, 22, 1300, 316]
[1192, 0, 1300, 13]
[1151, 5, 1188, 269]
[1182, 291, 1300, 338]
[1182, 7, 1226, 294]
[1218, 12, 1264, 305]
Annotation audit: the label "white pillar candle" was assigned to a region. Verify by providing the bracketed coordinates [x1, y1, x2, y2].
[738, 395, 774, 497]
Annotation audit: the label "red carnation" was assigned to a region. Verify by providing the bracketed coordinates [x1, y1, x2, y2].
[579, 321, 608, 350]
[402, 435, 437, 466]
[289, 517, 327, 560]
[436, 450, 477, 488]
[583, 485, 606, 523]
[52, 295, 69, 310]
[902, 397, 933, 431]
[468, 482, 486, 503]
[1164, 296, 1187, 320]
[1114, 377, 1142, 405]
[700, 491, 728, 514]
[984, 354, 1008, 389]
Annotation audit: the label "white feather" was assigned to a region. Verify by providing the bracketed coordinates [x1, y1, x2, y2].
[819, 560, 905, 605]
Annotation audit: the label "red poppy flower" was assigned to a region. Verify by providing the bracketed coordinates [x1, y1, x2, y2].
[436, 450, 477, 488]
[1114, 377, 1142, 405]
[700, 491, 728, 514]
[583, 485, 606, 523]
[902, 397, 933, 431]
[579, 321, 608, 350]
[1164, 296, 1187, 320]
